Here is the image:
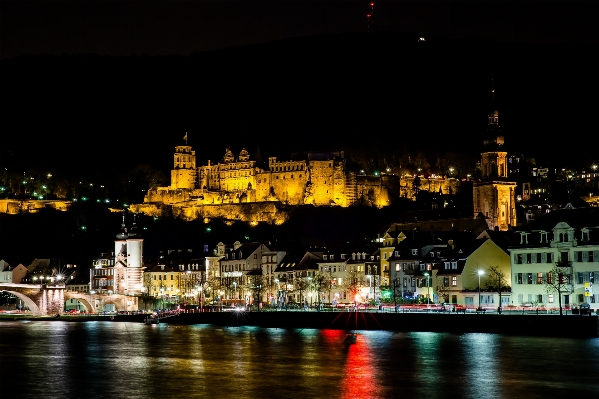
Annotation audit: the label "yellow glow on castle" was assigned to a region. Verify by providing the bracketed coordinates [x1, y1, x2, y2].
[131, 142, 399, 222]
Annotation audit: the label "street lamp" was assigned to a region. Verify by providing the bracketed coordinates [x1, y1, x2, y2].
[233, 281, 237, 307]
[423, 272, 430, 306]
[477, 270, 485, 311]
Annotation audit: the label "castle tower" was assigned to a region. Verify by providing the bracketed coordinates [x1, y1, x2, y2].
[473, 82, 517, 231]
[170, 143, 197, 190]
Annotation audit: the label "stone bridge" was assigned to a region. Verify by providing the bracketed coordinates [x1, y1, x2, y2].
[0, 283, 138, 316]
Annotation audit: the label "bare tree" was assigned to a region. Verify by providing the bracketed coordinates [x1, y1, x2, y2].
[485, 265, 510, 313]
[294, 277, 309, 307]
[435, 276, 451, 306]
[246, 275, 268, 310]
[545, 259, 575, 316]
[342, 270, 364, 308]
[313, 272, 330, 306]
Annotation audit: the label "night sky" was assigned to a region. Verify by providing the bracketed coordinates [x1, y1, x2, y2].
[2, 1, 599, 177]
[3, 1, 599, 59]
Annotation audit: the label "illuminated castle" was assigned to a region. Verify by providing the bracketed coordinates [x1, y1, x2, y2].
[140, 144, 398, 219]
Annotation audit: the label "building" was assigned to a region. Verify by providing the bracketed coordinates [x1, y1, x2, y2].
[508, 208, 599, 312]
[217, 241, 270, 305]
[436, 234, 511, 308]
[274, 249, 324, 305]
[0, 259, 28, 284]
[90, 214, 144, 296]
[473, 85, 517, 231]
[141, 144, 400, 212]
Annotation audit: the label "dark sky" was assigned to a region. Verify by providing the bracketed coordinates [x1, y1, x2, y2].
[2, 1, 599, 178]
[2, 1, 599, 59]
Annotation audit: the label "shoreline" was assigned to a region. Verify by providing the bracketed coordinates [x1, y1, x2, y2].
[3, 312, 597, 338]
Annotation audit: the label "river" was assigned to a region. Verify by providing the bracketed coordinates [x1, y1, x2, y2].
[1, 320, 598, 398]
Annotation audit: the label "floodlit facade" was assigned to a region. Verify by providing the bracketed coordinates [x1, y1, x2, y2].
[509, 211, 599, 311]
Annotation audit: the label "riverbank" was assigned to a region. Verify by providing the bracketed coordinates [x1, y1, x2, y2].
[3, 312, 597, 338]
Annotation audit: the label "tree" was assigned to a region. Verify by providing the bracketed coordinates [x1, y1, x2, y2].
[435, 276, 451, 305]
[313, 272, 330, 306]
[246, 275, 267, 310]
[294, 277, 309, 306]
[342, 270, 364, 307]
[545, 259, 575, 316]
[485, 265, 510, 313]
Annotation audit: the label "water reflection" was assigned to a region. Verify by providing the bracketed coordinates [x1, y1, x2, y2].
[1, 322, 598, 399]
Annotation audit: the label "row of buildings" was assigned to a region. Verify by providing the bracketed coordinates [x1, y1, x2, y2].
[61, 207, 596, 312]
[2, 206, 597, 313]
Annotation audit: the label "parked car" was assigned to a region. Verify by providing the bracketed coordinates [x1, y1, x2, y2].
[580, 303, 591, 315]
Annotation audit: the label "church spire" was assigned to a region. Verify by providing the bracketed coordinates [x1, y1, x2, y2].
[483, 78, 504, 149]
[116, 210, 128, 240]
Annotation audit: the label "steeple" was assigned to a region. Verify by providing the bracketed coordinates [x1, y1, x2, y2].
[116, 210, 128, 240]
[128, 213, 139, 238]
[483, 78, 504, 149]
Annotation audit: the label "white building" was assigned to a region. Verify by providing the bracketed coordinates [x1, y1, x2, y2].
[509, 209, 599, 311]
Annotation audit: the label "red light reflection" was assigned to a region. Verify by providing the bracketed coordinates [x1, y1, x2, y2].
[340, 334, 381, 399]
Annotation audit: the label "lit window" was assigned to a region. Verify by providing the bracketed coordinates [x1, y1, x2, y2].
[451, 276, 457, 286]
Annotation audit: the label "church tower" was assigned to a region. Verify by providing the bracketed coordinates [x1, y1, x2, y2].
[473, 81, 517, 230]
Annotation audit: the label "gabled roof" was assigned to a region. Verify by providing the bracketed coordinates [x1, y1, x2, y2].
[221, 242, 268, 262]
[146, 264, 176, 273]
[518, 208, 599, 231]
[274, 250, 322, 272]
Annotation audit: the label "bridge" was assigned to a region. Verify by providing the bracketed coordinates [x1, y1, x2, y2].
[0, 283, 138, 316]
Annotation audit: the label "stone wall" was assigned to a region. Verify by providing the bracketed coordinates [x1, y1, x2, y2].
[130, 201, 291, 224]
[399, 176, 461, 200]
[0, 200, 71, 214]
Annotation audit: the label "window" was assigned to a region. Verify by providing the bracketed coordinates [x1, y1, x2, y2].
[412, 249, 418, 255]
[443, 277, 449, 287]
[527, 273, 533, 284]
[547, 273, 553, 284]
[444, 262, 450, 269]
[589, 251, 594, 262]
[537, 273, 543, 284]
[451, 262, 457, 269]
[395, 264, 400, 272]
[576, 252, 583, 262]
[395, 251, 400, 257]
[451, 276, 457, 286]
[548, 294, 554, 303]
[516, 254, 523, 264]
[254, 254, 257, 259]
[384, 253, 387, 260]
[536, 253, 542, 263]
[517, 273, 523, 284]
[323, 255, 328, 260]
[526, 253, 532, 264]
[547, 253, 553, 263]
[578, 272, 584, 284]
[590, 272, 595, 283]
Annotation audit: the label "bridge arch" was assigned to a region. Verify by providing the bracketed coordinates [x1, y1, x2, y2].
[0, 289, 42, 316]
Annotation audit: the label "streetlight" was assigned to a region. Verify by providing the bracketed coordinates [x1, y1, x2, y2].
[477, 270, 485, 311]
[423, 272, 430, 306]
[233, 281, 237, 307]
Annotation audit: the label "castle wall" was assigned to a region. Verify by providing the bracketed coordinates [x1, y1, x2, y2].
[399, 176, 461, 200]
[356, 175, 400, 208]
[0, 200, 72, 214]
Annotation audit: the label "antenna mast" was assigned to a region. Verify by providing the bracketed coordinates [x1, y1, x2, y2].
[367, 2, 375, 33]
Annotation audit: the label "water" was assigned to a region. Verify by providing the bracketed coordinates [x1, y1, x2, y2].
[1, 321, 598, 399]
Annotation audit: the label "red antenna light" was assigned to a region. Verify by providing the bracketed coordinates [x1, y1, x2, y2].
[367, 2, 375, 33]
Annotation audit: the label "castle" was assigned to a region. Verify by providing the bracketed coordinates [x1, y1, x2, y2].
[134, 145, 399, 222]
